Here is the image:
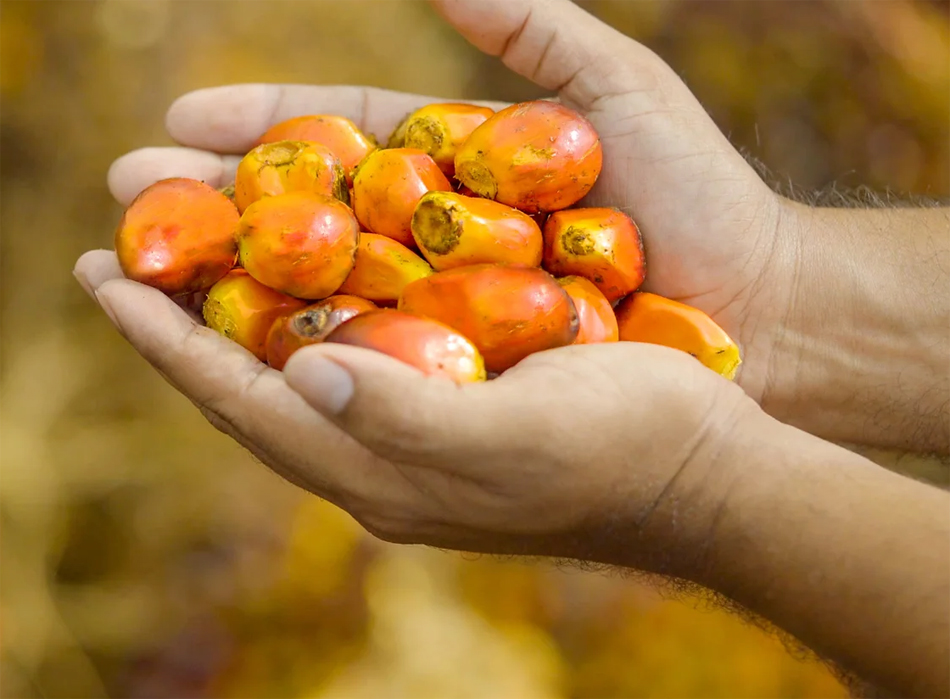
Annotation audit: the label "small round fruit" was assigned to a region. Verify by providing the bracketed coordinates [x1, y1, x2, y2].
[237, 191, 360, 300]
[337, 232, 434, 304]
[115, 177, 239, 295]
[388, 103, 495, 177]
[324, 309, 486, 384]
[266, 295, 378, 370]
[542, 207, 646, 303]
[557, 276, 619, 344]
[203, 269, 307, 360]
[454, 100, 602, 213]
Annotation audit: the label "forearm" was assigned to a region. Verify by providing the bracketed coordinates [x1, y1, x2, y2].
[762, 200, 949, 454]
[705, 413, 950, 698]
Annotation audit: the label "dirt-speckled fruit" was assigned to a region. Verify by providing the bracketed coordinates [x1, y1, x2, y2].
[398, 263, 578, 373]
[411, 191, 542, 271]
[324, 309, 486, 384]
[615, 292, 741, 380]
[337, 232, 433, 303]
[203, 269, 307, 361]
[543, 207, 645, 303]
[557, 276, 619, 344]
[388, 103, 495, 177]
[265, 295, 378, 370]
[234, 140, 348, 213]
[350, 148, 453, 248]
[254, 115, 377, 185]
[237, 191, 360, 300]
[115, 177, 239, 295]
[454, 100, 602, 214]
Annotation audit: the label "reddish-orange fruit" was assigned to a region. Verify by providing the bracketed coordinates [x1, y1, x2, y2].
[388, 103, 495, 177]
[254, 115, 377, 184]
[237, 191, 360, 300]
[411, 191, 542, 270]
[265, 295, 378, 370]
[324, 309, 486, 384]
[543, 207, 645, 303]
[115, 177, 239, 295]
[337, 232, 433, 303]
[454, 100, 602, 213]
[234, 140, 348, 213]
[615, 292, 741, 380]
[350, 148, 453, 248]
[557, 276, 619, 344]
[398, 264, 578, 373]
[203, 269, 307, 361]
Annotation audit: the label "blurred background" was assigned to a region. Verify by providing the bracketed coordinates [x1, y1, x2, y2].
[1, 0, 948, 697]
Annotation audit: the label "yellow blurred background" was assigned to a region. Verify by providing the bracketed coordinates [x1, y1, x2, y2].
[1, 1, 947, 697]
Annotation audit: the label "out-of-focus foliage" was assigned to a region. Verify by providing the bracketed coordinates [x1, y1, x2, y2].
[1, 1, 946, 697]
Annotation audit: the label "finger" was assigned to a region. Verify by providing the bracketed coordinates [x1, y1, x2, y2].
[107, 147, 242, 206]
[282, 342, 544, 469]
[74, 249, 124, 300]
[90, 276, 385, 500]
[430, 0, 677, 111]
[164, 84, 510, 155]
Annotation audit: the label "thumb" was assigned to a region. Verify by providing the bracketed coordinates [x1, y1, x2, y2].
[429, 0, 685, 111]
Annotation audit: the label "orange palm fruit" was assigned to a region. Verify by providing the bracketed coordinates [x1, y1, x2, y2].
[265, 295, 378, 370]
[254, 115, 377, 184]
[411, 191, 543, 271]
[237, 191, 360, 300]
[615, 292, 742, 380]
[115, 177, 239, 296]
[398, 264, 578, 373]
[454, 100, 602, 213]
[233, 140, 348, 213]
[350, 148, 453, 248]
[324, 309, 486, 384]
[542, 207, 646, 303]
[337, 232, 434, 303]
[556, 276, 619, 344]
[203, 269, 307, 361]
[388, 103, 495, 177]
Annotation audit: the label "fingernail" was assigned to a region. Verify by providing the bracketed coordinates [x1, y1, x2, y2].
[73, 269, 95, 301]
[284, 354, 354, 415]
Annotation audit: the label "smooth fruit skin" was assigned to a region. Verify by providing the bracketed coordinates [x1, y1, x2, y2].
[203, 269, 307, 361]
[615, 292, 742, 380]
[237, 191, 360, 300]
[234, 140, 349, 213]
[350, 148, 453, 248]
[411, 191, 543, 271]
[557, 276, 619, 344]
[388, 103, 495, 177]
[265, 295, 378, 370]
[115, 177, 239, 295]
[337, 232, 434, 303]
[254, 115, 377, 184]
[454, 100, 603, 214]
[542, 207, 646, 303]
[398, 263, 578, 373]
[324, 309, 486, 384]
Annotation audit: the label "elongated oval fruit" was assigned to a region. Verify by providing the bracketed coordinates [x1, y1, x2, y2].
[324, 309, 486, 384]
[265, 295, 378, 370]
[115, 177, 239, 295]
[237, 191, 360, 300]
[388, 103, 495, 177]
[337, 232, 433, 303]
[398, 264, 578, 373]
[557, 276, 619, 344]
[234, 140, 348, 213]
[254, 115, 377, 184]
[454, 100, 602, 213]
[203, 269, 307, 361]
[411, 191, 543, 271]
[351, 148, 453, 247]
[615, 292, 741, 380]
[543, 207, 645, 303]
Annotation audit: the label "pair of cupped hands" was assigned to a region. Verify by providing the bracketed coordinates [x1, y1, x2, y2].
[74, 0, 805, 574]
